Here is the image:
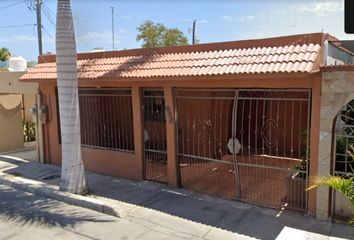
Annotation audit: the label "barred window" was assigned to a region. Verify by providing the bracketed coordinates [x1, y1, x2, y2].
[79, 88, 134, 152]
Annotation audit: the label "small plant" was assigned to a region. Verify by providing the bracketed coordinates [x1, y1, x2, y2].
[306, 146, 354, 225]
[23, 121, 36, 142]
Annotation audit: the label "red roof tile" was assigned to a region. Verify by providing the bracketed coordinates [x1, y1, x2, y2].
[21, 32, 331, 81]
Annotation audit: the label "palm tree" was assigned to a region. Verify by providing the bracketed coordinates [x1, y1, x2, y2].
[0, 47, 11, 62]
[56, 0, 87, 194]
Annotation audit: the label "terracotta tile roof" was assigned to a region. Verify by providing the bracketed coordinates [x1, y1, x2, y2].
[21, 33, 328, 81]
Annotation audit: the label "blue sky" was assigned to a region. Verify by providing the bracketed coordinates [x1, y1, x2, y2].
[0, 0, 350, 61]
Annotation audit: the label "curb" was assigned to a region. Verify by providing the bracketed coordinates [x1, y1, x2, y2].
[0, 173, 120, 218]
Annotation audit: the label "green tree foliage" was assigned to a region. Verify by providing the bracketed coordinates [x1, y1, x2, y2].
[136, 20, 189, 48]
[0, 47, 11, 62]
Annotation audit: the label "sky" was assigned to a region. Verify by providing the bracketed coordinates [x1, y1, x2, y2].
[0, 0, 351, 61]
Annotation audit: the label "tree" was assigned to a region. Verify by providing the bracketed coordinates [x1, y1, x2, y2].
[0, 47, 11, 62]
[56, 0, 88, 194]
[136, 20, 188, 48]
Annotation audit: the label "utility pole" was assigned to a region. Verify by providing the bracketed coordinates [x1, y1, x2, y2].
[111, 6, 115, 50]
[36, 0, 43, 55]
[192, 20, 196, 45]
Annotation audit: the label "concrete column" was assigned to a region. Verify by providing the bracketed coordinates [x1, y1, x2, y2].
[308, 78, 321, 216]
[315, 72, 354, 220]
[132, 86, 144, 180]
[164, 86, 179, 187]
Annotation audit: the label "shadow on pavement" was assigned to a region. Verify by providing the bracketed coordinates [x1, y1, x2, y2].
[0, 153, 352, 239]
[87, 173, 353, 240]
[0, 184, 113, 228]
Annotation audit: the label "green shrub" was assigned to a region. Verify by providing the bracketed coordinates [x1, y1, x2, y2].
[23, 121, 36, 142]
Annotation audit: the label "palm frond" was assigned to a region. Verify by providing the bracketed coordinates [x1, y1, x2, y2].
[306, 175, 354, 203]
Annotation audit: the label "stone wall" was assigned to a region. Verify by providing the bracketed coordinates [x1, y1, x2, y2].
[317, 70, 354, 220]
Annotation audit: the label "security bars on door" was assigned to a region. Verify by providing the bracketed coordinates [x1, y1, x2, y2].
[79, 88, 134, 152]
[143, 89, 168, 183]
[175, 89, 311, 211]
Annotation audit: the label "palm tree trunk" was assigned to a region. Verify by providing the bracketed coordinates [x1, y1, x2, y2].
[56, 0, 87, 194]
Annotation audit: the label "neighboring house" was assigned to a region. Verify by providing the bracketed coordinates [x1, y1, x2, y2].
[20, 32, 354, 221]
[0, 93, 23, 151]
[0, 71, 38, 151]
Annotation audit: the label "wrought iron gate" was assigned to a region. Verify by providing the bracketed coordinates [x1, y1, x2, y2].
[333, 99, 354, 219]
[142, 89, 168, 183]
[175, 89, 311, 211]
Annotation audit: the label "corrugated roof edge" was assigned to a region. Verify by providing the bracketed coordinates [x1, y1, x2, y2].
[38, 32, 332, 63]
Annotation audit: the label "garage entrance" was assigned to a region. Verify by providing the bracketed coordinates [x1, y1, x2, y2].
[142, 89, 167, 183]
[175, 89, 311, 211]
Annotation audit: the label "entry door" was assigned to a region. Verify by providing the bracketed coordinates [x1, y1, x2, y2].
[142, 89, 167, 183]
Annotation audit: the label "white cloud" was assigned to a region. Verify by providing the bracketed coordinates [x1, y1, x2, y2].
[120, 15, 131, 20]
[0, 35, 37, 43]
[14, 35, 36, 41]
[80, 31, 112, 43]
[240, 15, 254, 21]
[220, 15, 232, 21]
[79, 30, 131, 47]
[235, 0, 350, 42]
[291, 0, 343, 16]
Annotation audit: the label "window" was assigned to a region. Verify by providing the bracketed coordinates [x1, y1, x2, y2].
[78, 88, 134, 152]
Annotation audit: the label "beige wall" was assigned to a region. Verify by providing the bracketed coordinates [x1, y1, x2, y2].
[0, 72, 38, 122]
[0, 94, 23, 151]
[0, 72, 37, 94]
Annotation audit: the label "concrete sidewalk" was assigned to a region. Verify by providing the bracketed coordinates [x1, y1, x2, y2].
[0, 151, 352, 240]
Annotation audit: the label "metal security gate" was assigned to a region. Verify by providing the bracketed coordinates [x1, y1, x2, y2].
[175, 89, 311, 211]
[142, 89, 167, 183]
[333, 99, 354, 219]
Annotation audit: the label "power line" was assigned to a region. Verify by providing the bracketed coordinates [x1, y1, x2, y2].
[41, 2, 92, 51]
[76, 37, 92, 51]
[0, 0, 26, 10]
[0, 23, 35, 29]
[42, 25, 53, 40]
[42, 4, 54, 26]
[42, 2, 54, 16]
